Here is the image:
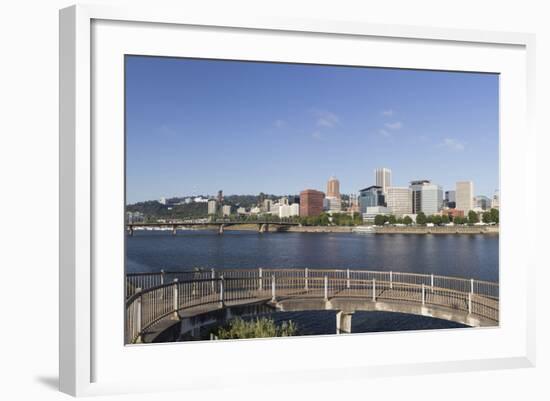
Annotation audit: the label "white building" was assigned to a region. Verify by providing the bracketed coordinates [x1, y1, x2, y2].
[237, 207, 247, 215]
[363, 206, 390, 222]
[386, 187, 412, 216]
[325, 196, 342, 212]
[375, 168, 392, 193]
[221, 205, 231, 216]
[263, 199, 272, 212]
[159, 197, 167, 205]
[249, 206, 261, 215]
[278, 203, 300, 219]
[456, 181, 474, 213]
[410, 180, 443, 216]
[492, 190, 500, 209]
[207, 199, 217, 215]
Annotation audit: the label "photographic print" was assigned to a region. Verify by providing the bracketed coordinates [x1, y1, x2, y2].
[124, 56, 499, 344]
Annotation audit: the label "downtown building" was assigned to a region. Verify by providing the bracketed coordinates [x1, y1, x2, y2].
[358, 186, 385, 214]
[385, 186, 412, 216]
[207, 199, 218, 215]
[410, 180, 443, 216]
[375, 168, 392, 193]
[456, 181, 474, 213]
[326, 176, 342, 212]
[299, 189, 325, 217]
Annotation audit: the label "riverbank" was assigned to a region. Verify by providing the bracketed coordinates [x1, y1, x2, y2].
[224, 224, 499, 234]
[373, 225, 499, 235]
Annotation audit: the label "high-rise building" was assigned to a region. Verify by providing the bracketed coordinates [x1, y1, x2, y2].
[263, 199, 272, 212]
[207, 199, 218, 215]
[327, 176, 340, 198]
[445, 190, 456, 208]
[456, 181, 474, 213]
[474, 195, 491, 210]
[299, 189, 325, 217]
[375, 168, 392, 193]
[410, 180, 443, 215]
[358, 186, 385, 213]
[325, 196, 342, 212]
[221, 205, 231, 216]
[349, 194, 360, 213]
[492, 190, 500, 209]
[217, 190, 223, 203]
[386, 187, 412, 216]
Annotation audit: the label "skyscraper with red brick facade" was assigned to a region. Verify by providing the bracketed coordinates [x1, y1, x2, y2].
[299, 189, 325, 217]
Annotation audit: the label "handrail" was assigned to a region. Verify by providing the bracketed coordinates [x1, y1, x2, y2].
[125, 268, 499, 344]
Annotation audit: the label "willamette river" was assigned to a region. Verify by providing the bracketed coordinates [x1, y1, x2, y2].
[126, 230, 498, 337]
[126, 230, 499, 281]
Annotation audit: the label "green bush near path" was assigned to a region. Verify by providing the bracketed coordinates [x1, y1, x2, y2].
[212, 317, 298, 339]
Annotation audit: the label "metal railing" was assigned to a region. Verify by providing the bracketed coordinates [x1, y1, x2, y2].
[125, 268, 499, 344]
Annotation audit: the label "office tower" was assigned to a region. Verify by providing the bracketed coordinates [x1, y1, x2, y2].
[375, 168, 392, 193]
[207, 199, 218, 215]
[474, 195, 491, 210]
[492, 190, 500, 209]
[445, 190, 456, 208]
[299, 189, 325, 217]
[217, 190, 223, 203]
[327, 176, 341, 198]
[456, 181, 474, 213]
[386, 187, 412, 216]
[358, 186, 385, 213]
[263, 199, 273, 212]
[410, 180, 443, 215]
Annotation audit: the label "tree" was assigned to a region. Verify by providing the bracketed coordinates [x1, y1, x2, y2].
[468, 210, 479, 224]
[403, 216, 413, 226]
[441, 215, 450, 224]
[489, 208, 499, 224]
[374, 214, 386, 226]
[416, 212, 427, 226]
[454, 216, 465, 225]
[432, 215, 442, 226]
[388, 215, 397, 225]
[482, 212, 491, 224]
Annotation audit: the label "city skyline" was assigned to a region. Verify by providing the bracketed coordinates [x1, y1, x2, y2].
[126, 56, 499, 204]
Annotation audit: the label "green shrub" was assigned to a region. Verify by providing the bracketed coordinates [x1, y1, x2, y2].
[213, 317, 297, 339]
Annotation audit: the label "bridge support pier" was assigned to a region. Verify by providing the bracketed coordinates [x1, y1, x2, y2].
[259, 223, 269, 233]
[128, 227, 134, 236]
[218, 224, 225, 235]
[172, 225, 177, 236]
[336, 311, 353, 334]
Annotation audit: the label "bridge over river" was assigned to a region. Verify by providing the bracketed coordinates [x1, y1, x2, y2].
[125, 268, 499, 343]
[127, 221, 299, 235]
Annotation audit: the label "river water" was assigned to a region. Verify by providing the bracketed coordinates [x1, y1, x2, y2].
[126, 230, 499, 282]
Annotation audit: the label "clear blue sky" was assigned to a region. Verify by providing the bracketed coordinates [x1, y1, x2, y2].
[125, 56, 499, 204]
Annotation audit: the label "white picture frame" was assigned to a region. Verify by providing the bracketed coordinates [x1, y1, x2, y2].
[59, 4, 536, 397]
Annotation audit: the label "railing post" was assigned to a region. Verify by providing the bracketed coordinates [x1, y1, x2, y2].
[211, 268, 215, 292]
[135, 288, 142, 342]
[372, 279, 376, 302]
[430, 274, 434, 293]
[346, 269, 350, 289]
[422, 283, 425, 305]
[271, 275, 276, 302]
[259, 267, 263, 291]
[324, 275, 328, 301]
[470, 278, 474, 295]
[468, 292, 472, 314]
[304, 268, 309, 291]
[219, 275, 224, 306]
[172, 279, 179, 318]
[390, 271, 393, 289]
[160, 269, 165, 285]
